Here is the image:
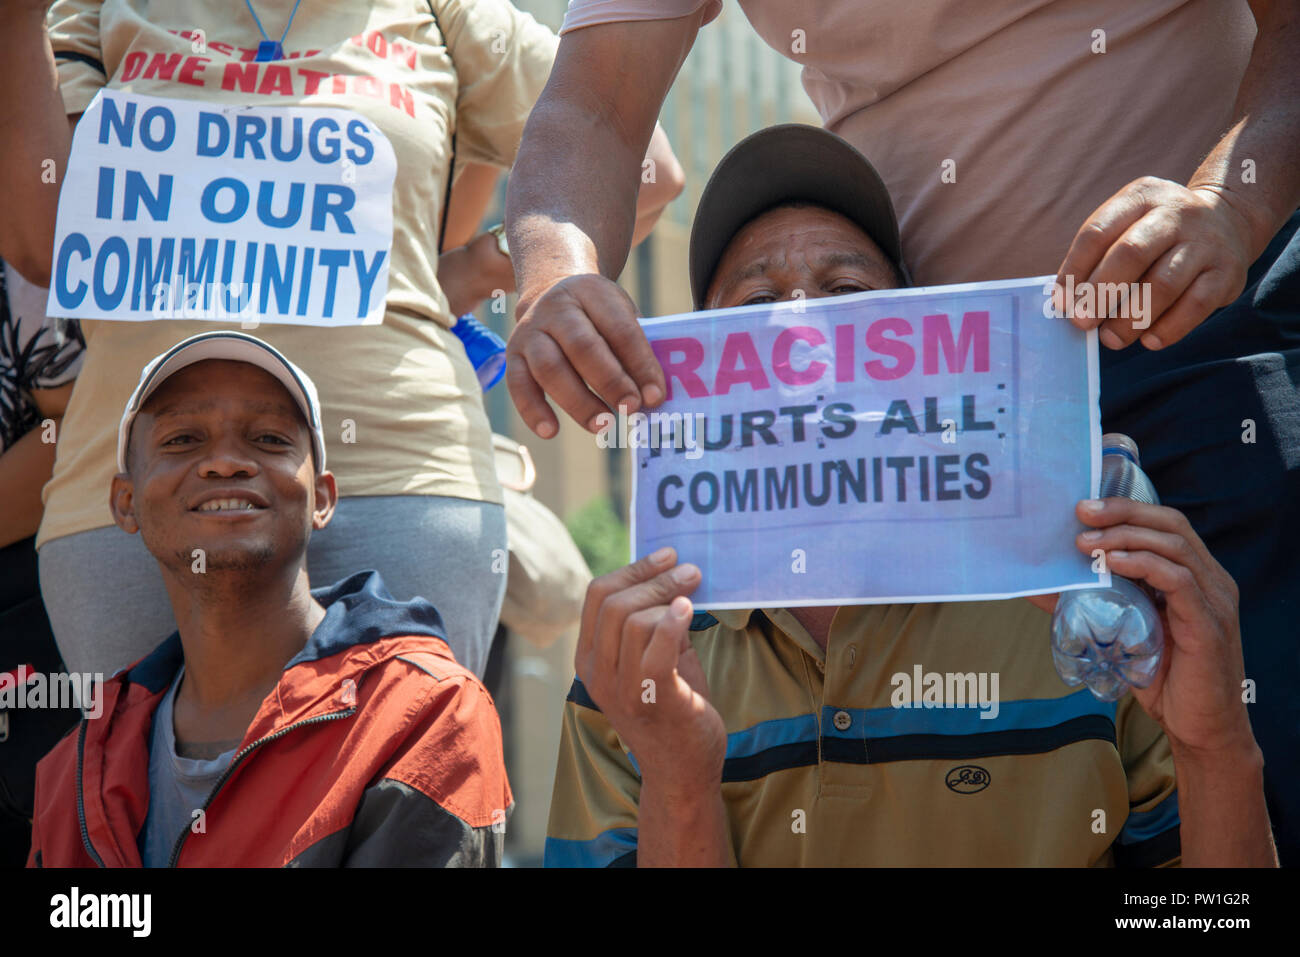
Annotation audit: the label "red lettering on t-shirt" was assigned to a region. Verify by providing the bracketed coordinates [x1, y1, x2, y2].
[141, 52, 182, 80]
[120, 51, 147, 82]
[389, 83, 415, 118]
[366, 31, 388, 59]
[177, 55, 209, 86]
[392, 39, 417, 70]
[222, 62, 259, 93]
[208, 41, 235, 57]
[298, 69, 329, 95]
[257, 64, 294, 96]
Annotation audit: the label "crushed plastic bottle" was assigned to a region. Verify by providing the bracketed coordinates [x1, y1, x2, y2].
[1050, 433, 1165, 702]
[451, 314, 507, 391]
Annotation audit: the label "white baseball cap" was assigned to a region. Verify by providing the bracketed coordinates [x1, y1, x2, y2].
[116, 331, 327, 474]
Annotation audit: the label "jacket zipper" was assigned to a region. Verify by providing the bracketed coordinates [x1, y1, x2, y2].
[75, 718, 106, 867]
[167, 707, 356, 867]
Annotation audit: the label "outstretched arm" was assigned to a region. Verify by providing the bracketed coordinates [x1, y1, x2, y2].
[505, 13, 704, 440]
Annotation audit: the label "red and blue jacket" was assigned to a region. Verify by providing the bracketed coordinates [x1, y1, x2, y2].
[28, 571, 511, 867]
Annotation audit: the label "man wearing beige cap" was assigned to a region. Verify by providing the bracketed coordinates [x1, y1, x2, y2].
[29, 332, 510, 867]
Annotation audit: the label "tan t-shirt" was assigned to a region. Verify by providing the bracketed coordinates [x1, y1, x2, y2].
[38, 0, 558, 548]
[562, 0, 1256, 285]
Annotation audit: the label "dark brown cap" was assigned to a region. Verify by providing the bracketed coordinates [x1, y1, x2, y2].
[688, 124, 908, 308]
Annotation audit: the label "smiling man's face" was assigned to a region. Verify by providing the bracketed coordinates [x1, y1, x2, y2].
[110, 359, 335, 575]
[705, 203, 903, 310]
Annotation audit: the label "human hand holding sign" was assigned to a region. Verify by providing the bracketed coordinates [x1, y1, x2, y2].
[506, 273, 666, 438]
[576, 547, 724, 784]
[576, 547, 732, 866]
[1054, 177, 1260, 351]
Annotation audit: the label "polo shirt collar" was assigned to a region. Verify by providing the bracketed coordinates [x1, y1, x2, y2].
[707, 607, 827, 664]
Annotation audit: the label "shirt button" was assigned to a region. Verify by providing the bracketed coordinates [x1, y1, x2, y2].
[833, 710, 852, 731]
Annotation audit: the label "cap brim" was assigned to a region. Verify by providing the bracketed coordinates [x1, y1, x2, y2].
[116, 332, 326, 474]
[689, 124, 907, 308]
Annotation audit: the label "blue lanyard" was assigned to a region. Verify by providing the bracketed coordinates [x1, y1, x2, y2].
[243, 0, 304, 62]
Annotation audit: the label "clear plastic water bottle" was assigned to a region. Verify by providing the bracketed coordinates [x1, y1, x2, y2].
[451, 314, 507, 391]
[1050, 433, 1165, 701]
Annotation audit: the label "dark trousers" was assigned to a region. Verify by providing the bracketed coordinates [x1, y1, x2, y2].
[1099, 210, 1300, 864]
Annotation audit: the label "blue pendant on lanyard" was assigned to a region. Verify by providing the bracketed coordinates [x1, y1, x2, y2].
[244, 0, 303, 62]
[255, 41, 284, 62]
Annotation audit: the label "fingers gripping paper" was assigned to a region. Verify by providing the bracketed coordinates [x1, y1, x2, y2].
[629, 278, 1102, 607]
[48, 89, 396, 327]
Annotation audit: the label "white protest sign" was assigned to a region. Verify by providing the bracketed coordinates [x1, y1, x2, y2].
[629, 277, 1102, 607]
[48, 89, 395, 326]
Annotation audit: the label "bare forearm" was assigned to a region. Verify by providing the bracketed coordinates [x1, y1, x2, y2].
[637, 776, 732, 867]
[505, 16, 701, 312]
[442, 162, 501, 251]
[0, 426, 59, 547]
[0, 6, 74, 285]
[1172, 741, 1277, 867]
[1189, 1, 1300, 254]
[506, 96, 647, 304]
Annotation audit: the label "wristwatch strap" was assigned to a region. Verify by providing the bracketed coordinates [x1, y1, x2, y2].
[488, 223, 510, 259]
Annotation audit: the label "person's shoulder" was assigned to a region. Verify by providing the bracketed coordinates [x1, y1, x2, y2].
[359, 637, 508, 827]
[361, 635, 496, 715]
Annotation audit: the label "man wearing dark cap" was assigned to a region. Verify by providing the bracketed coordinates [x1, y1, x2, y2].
[28, 332, 511, 867]
[544, 127, 1275, 868]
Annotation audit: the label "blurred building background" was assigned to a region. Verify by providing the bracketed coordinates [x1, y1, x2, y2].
[476, 0, 817, 866]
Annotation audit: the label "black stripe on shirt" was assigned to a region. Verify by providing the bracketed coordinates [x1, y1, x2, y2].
[723, 741, 820, 783]
[720, 715, 1117, 782]
[821, 714, 1117, 766]
[54, 50, 106, 75]
[1114, 826, 1181, 868]
[566, 678, 601, 713]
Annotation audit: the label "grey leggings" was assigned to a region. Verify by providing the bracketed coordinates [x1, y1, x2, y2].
[38, 494, 506, 678]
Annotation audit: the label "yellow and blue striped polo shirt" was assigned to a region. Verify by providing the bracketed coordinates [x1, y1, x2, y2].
[545, 599, 1179, 866]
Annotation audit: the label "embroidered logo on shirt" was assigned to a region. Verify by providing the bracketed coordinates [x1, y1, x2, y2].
[945, 765, 990, 794]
